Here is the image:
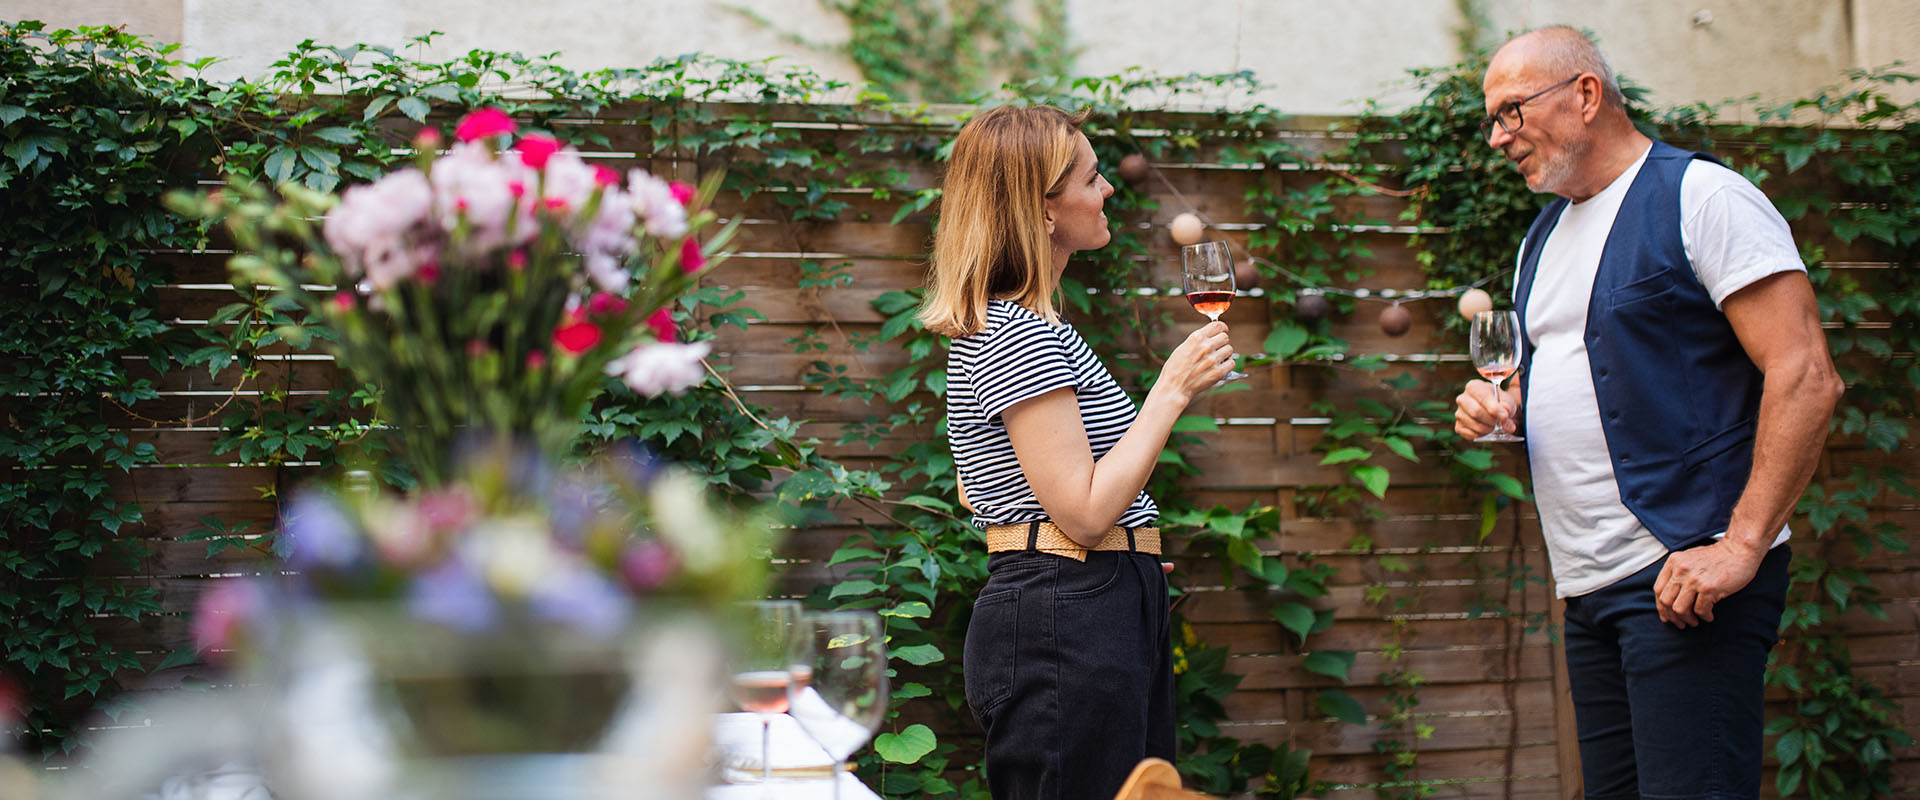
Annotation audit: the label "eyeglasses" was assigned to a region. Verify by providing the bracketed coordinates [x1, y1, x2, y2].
[1478, 75, 1581, 140]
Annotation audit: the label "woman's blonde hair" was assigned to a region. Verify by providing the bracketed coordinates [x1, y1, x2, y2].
[918, 104, 1090, 337]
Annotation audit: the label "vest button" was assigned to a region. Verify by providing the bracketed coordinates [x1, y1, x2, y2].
[1608, 411, 1620, 421]
[1621, 455, 1632, 463]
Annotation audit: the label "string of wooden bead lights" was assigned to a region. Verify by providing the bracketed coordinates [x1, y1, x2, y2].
[1115, 152, 1505, 338]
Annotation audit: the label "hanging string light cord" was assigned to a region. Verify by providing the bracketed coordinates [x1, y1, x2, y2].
[1247, 256, 1510, 304]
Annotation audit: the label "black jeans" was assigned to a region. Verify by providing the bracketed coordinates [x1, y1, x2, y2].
[963, 550, 1175, 800]
[1563, 544, 1791, 800]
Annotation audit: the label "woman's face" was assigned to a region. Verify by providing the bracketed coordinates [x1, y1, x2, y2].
[1045, 132, 1114, 260]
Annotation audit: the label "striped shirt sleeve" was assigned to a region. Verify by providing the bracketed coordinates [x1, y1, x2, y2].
[969, 313, 1077, 424]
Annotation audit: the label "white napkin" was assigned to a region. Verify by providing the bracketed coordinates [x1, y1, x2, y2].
[784, 688, 874, 761]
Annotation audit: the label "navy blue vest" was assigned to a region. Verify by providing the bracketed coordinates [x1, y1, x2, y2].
[1513, 141, 1762, 551]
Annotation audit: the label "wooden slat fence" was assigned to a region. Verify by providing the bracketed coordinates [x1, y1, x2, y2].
[91, 103, 1917, 797]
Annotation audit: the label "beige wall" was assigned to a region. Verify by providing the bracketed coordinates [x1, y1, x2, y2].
[4, 0, 1915, 113]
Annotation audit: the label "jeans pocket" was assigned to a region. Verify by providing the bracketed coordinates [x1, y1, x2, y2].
[1055, 553, 1125, 601]
[964, 588, 1019, 714]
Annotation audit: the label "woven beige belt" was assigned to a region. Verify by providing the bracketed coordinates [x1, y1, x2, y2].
[982, 521, 1161, 562]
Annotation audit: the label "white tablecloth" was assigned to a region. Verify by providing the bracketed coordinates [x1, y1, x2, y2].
[706, 712, 880, 800]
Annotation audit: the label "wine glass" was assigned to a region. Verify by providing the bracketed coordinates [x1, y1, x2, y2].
[1180, 240, 1248, 383]
[729, 600, 806, 788]
[1469, 310, 1525, 442]
[788, 611, 888, 800]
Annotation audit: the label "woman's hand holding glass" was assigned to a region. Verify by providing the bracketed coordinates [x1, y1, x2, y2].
[1162, 321, 1237, 399]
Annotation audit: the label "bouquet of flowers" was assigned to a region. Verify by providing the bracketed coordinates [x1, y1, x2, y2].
[174, 108, 725, 485]
[167, 111, 771, 780]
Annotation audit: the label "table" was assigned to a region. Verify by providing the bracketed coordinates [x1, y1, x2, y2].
[706, 712, 881, 800]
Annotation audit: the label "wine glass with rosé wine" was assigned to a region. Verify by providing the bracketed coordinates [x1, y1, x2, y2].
[1180, 240, 1248, 384]
[1469, 310, 1525, 442]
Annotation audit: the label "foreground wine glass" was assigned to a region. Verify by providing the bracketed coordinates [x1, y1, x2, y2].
[1469, 310, 1525, 442]
[729, 600, 806, 790]
[1181, 240, 1248, 383]
[789, 611, 888, 800]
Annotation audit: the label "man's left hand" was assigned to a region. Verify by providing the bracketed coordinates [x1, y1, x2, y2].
[1653, 539, 1768, 628]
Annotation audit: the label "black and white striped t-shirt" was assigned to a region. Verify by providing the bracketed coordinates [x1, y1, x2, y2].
[946, 299, 1157, 530]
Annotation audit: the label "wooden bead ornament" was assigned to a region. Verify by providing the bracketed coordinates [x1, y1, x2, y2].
[1118, 153, 1150, 184]
[1379, 303, 1412, 337]
[1169, 212, 1205, 246]
[1294, 291, 1330, 322]
[1457, 288, 1493, 320]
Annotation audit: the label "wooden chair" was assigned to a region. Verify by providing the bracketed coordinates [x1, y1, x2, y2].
[1111, 758, 1220, 800]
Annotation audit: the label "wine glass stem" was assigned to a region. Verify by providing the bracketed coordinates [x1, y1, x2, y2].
[761, 717, 773, 786]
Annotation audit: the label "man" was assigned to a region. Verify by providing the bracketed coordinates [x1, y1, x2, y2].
[1453, 26, 1843, 800]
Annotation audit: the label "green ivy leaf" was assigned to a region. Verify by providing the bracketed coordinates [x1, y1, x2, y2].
[880, 601, 931, 619]
[1351, 465, 1390, 499]
[1272, 602, 1315, 642]
[397, 96, 432, 123]
[890, 643, 944, 665]
[1486, 472, 1529, 500]
[1264, 324, 1309, 358]
[1303, 650, 1356, 681]
[1315, 689, 1367, 724]
[1172, 415, 1219, 433]
[873, 724, 937, 763]
[1319, 447, 1370, 465]
[309, 126, 358, 144]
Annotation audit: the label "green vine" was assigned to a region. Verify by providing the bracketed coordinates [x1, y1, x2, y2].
[3, 21, 1912, 800]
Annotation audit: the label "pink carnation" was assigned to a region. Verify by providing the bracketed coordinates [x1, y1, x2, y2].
[553, 315, 603, 355]
[593, 165, 620, 187]
[588, 292, 629, 316]
[647, 308, 677, 343]
[454, 108, 518, 143]
[516, 135, 561, 169]
[680, 237, 706, 274]
[669, 181, 696, 207]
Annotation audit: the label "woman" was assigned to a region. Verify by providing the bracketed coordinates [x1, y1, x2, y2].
[919, 104, 1236, 800]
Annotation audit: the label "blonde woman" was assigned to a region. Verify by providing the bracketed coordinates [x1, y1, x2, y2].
[920, 104, 1236, 800]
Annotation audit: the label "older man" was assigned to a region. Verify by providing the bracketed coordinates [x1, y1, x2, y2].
[1453, 26, 1843, 799]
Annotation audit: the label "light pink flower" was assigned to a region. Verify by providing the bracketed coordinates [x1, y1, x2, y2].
[606, 341, 710, 396]
[429, 143, 538, 256]
[454, 108, 517, 142]
[192, 579, 264, 660]
[322, 167, 435, 289]
[626, 169, 688, 239]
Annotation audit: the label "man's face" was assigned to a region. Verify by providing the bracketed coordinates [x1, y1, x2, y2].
[1482, 58, 1590, 197]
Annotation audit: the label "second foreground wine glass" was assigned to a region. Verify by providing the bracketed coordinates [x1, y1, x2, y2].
[1180, 240, 1248, 383]
[730, 600, 806, 789]
[789, 610, 888, 800]
[1469, 310, 1525, 442]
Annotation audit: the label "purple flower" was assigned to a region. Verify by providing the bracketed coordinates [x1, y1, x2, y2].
[529, 566, 632, 638]
[407, 558, 499, 633]
[619, 540, 678, 593]
[283, 493, 362, 570]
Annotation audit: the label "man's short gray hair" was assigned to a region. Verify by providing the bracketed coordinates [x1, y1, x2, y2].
[1508, 25, 1627, 109]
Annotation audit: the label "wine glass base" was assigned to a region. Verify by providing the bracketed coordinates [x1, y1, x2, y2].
[1473, 431, 1525, 443]
[1210, 370, 1248, 388]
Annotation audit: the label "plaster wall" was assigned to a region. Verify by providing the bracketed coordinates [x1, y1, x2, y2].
[4, 0, 1915, 113]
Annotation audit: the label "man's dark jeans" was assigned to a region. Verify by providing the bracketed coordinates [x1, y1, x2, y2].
[963, 550, 1175, 800]
[1563, 544, 1791, 800]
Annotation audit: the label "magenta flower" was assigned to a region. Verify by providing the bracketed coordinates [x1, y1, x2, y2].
[646, 308, 677, 343]
[587, 292, 628, 316]
[516, 135, 561, 169]
[680, 237, 706, 274]
[454, 108, 518, 143]
[553, 314, 602, 355]
[669, 181, 695, 207]
[620, 540, 678, 593]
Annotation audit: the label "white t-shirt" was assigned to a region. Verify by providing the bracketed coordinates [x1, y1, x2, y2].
[1519, 145, 1801, 598]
